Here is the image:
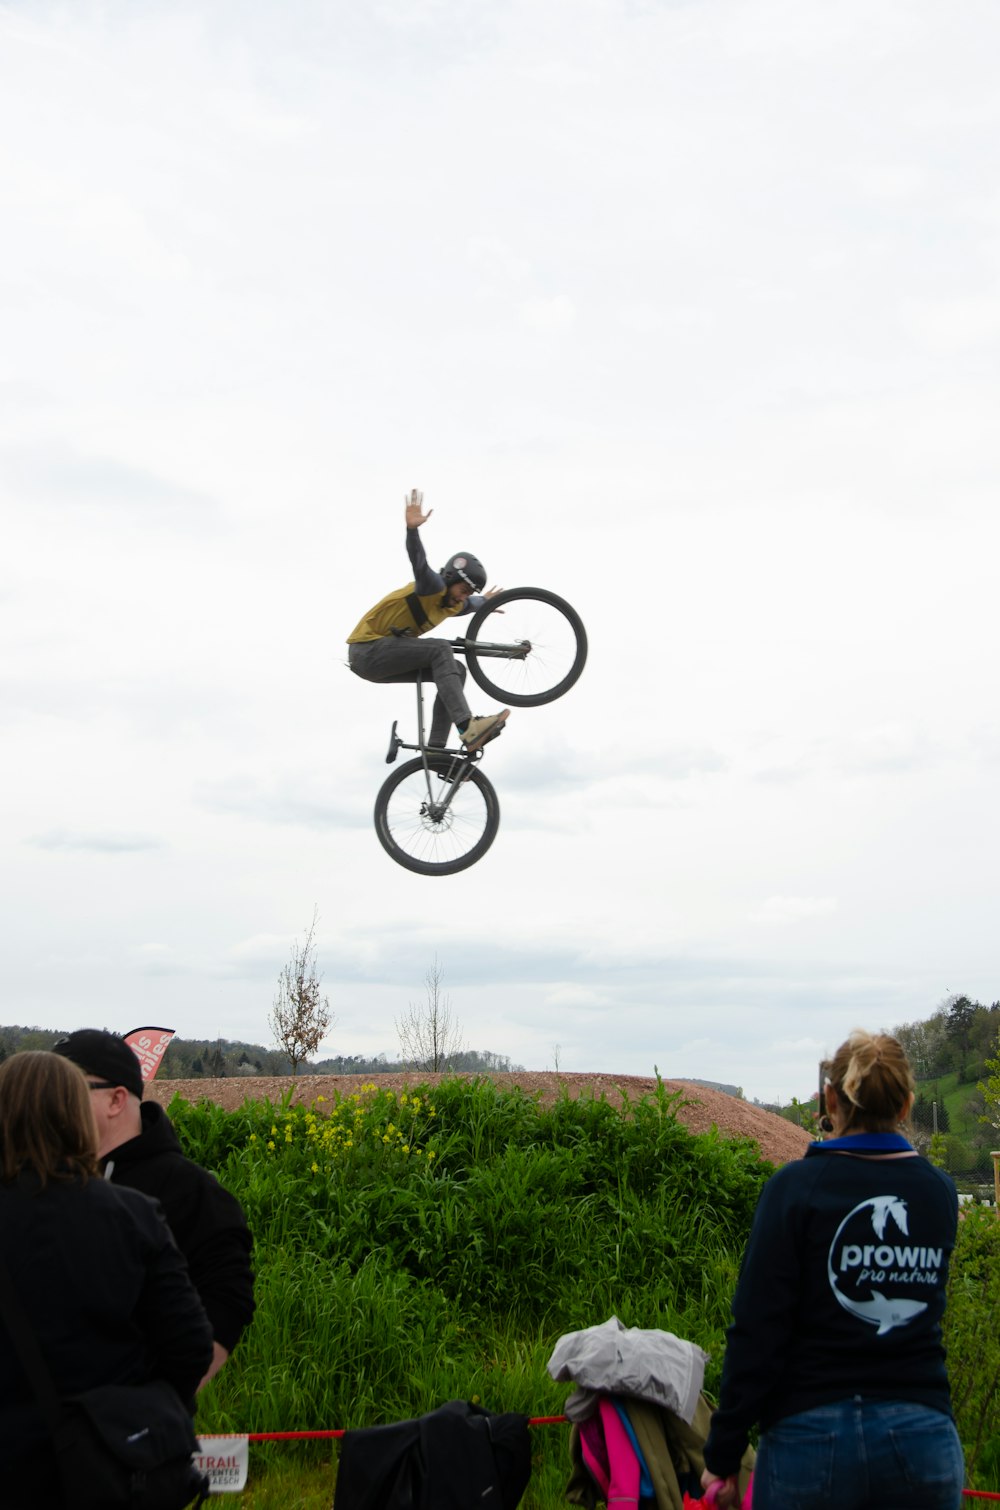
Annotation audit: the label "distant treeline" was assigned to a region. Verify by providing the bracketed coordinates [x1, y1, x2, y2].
[0, 1026, 523, 1079]
[0, 1026, 745, 1089]
[684, 1078, 743, 1098]
[894, 994, 1000, 1085]
[756, 994, 1000, 1186]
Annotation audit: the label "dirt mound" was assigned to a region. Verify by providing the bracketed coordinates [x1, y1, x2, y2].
[146, 1070, 810, 1167]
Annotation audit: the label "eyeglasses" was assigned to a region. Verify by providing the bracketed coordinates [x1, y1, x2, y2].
[87, 1080, 117, 1091]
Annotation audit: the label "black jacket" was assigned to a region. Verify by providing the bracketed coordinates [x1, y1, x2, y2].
[103, 1100, 255, 1353]
[334, 1399, 532, 1510]
[0, 1171, 213, 1467]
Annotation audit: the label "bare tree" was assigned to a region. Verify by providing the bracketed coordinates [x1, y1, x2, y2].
[396, 957, 465, 1072]
[269, 909, 333, 1073]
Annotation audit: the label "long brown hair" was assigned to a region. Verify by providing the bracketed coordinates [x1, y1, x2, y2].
[0, 1051, 99, 1186]
[824, 1029, 915, 1135]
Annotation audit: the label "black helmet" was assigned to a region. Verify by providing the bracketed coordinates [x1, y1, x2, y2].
[441, 553, 486, 592]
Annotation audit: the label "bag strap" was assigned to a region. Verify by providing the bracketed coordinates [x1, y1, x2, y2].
[405, 591, 430, 632]
[0, 1247, 63, 1430]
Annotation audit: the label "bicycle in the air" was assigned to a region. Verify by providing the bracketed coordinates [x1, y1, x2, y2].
[374, 587, 587, 875]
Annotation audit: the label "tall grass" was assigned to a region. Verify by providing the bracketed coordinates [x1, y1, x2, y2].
[946, 1204, 1000, 1483]
[176, 1077, 997, 1501]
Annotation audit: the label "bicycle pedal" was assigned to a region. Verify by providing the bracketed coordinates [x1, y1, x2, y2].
[385, 720, 402, 764]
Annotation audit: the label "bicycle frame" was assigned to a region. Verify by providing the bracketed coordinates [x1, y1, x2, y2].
[384, 673, 485, 821]
[448, 635, 531, 661]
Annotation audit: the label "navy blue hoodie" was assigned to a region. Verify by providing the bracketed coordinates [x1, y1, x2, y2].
[703, 1141, 958, 1477]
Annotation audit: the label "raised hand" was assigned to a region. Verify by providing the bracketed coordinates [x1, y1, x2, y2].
[404, 488, 433, 529]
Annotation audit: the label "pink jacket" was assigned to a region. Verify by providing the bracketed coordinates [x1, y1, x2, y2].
[580, 1398, 644, 1509]
[580, 1396, 754, 1510]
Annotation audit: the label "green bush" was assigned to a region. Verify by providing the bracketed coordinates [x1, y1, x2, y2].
[171, 1077, 766, 1503]
[165, 1078, 999, 1500]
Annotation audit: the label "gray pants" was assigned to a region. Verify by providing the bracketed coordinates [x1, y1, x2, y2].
[348, 637, 470, 746]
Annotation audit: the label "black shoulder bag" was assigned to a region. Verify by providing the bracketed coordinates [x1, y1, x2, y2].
[0, 1250, 210, 1510]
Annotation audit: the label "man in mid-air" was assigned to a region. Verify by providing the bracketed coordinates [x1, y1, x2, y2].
[347, 490, 510, 751]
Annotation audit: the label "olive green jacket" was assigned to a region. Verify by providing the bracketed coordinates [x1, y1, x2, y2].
[565, 1393, 754, 1510]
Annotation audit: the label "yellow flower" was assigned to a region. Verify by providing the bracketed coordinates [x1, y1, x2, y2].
[400, 1093, 408, 1105]
[267, 1140, 275, 1151]
[311, 1162, 319, 1174]
[316, 1095, 326, 1103]
[249, 1134, 257, 1143]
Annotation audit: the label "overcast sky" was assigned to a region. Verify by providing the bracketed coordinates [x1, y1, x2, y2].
[3, 0, 998, 1103]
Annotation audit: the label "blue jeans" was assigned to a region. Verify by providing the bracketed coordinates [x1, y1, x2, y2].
[754, 1398, 964, 1510]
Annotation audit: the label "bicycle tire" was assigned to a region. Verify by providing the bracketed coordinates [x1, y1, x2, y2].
[374, 755, 501, 876]
[464, 587, 587, 706]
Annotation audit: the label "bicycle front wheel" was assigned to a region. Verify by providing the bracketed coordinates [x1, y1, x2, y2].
[464, 587, 587, 706]
[374, 756, 501, 875]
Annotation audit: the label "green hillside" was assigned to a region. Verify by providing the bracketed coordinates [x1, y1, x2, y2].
[171, 1076, 1000, 1503]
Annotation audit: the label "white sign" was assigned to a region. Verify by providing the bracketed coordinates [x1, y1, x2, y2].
[195, 1436, 250, 1493]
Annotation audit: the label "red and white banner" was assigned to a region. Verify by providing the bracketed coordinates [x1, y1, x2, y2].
[123, 1026, 175, 1082]
[194, 1437, 249, 1493]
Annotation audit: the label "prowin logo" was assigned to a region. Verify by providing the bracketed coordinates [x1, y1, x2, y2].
[826, 1195, 937, 1336]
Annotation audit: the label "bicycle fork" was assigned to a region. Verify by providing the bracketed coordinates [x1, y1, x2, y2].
[418, 758, 475, 824]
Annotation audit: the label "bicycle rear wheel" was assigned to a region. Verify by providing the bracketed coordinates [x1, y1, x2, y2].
[374, 756, 500, 875]
[464, 587, 587, 707]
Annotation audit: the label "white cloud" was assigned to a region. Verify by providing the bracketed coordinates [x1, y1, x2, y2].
[518, 295, 577, 332]
[29, 831, 164, 854]
[899, 296, 1000, 352]
[841, 163, 927, 201]
[749, 897, 839, 926]
[542, 985, 614, 1012]
[467, 236, 532, 286]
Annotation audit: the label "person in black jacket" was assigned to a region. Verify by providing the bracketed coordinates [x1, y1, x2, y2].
[0, 1051, 213, 1508]
[54, 1027, 255, 1388]
[701, 1029, 964, 1510]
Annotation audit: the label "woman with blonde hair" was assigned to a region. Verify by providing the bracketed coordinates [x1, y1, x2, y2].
[701, 1028, 963, 1510]
[0, 1051, 213, 1508]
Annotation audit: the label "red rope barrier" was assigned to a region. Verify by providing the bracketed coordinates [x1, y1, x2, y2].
[205, 1423, 999, 1498]
[244, 1430, 343, 1441]
[233, 1415, 570, 1443]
